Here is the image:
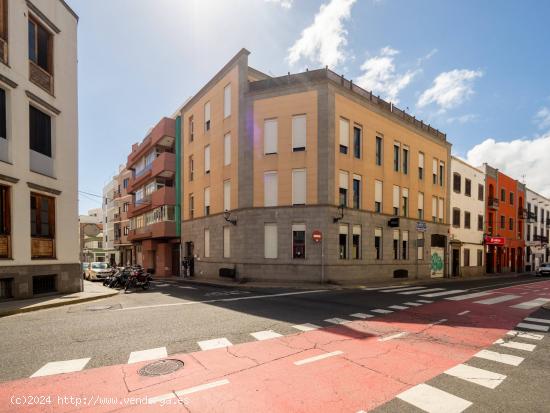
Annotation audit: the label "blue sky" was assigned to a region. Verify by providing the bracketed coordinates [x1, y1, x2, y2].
[72, 0, 550, 213]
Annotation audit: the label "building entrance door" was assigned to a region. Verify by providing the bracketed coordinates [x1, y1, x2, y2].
[452, 249, 460, 277]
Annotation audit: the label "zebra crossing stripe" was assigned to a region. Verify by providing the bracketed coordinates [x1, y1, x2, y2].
[292, 323, 320, 332]
[250, 330, 283, 341]
[445, 364, 506, 389]
[399, 288, 444, 295]
[494, 339, 536, 352]
[474, 349, 524, 366]
[389, 305, 408, 310]
[128, 347, 167, 364]
[523, 317, 550, 324]
[511, 298, 550, 309]
[516, 322, 549, 332]
[506, 330, 544, 340]
[31, 358, 91, 378]
[350, 313, 374, 319]
[421, 290, 467, 298]
[325, 318, 351, 324]
[474, 294, 520, 305]
[198, 338, 233, 350]
[380, 286, 426, 293]
[396, 383, 472, 413]
[445, 291, 493, 301]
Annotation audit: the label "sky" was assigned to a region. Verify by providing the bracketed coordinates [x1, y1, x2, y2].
[71, 0, 550, 214]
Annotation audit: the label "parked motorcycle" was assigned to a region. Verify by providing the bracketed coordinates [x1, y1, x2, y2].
[124, 266, 153, 292]
[103, 267, 131, 289]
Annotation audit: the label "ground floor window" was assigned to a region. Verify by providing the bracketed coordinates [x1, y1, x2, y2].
[292, 224, 305, 259]
[339, 225, 348, 259]
[0, 185, 10, 258]
[393, 230, 399, 260]
[402, 231, 408, 260]
[352, 225, 361, 259]
[417, 232, 424, 260]
[30, 192, 55, 259]
[464, 248, 470, 266]
[477, 249, 483, 266]
[375, 228, 382, 260]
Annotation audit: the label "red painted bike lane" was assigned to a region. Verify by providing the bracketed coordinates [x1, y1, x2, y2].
[1, 280, 549, 413]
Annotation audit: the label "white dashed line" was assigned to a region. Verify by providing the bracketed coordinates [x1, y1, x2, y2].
[474, 294, 520, 305]
[31, 358, 91, 378]
[396, 383, 472, 413]
[250, 330, 283, 341]
[506, 330, 544, 340]
[511, 298, 550, 309]
[371, 309, 393, 314]
[389, 305, 408, 310]
[445, 364, 506, 389]
[516, 322, 549, 332]
[294, 351, 344, 366]
[474, 350, 524, 366]
[127, 347, 167, 364]
[325, 317, 351, 325]
[148, 379, 230, 404]
[429, 318, 447, 326]
[350, 313, 374, 319]
[457, 310, 470, 315]
[420, 290, 467, 298]
[292, 323, 320, 332]
[378, 332, 408, 342]
[197, 338, 233, 351]
[446, 291, 493, 301]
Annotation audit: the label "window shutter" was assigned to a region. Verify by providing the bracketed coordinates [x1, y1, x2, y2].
[204, 145, 210, 172]
[204, 187, 210, 208]
[223, 84, 231, 117]
[292, 223, 306, 232]
[432, 158, 438, 174]
[418, 192, 424, 211]
[223, 226, 230, 258]
[223, 180, 231, 211]
[402, 231, 409, 241]
[419, 152, 424, 168]
[375, 227, 382, 237]
[393, 185, 400, 208]
[264, 119, 278, 154]
[292, 169, 306, 205]
[353, 225, 361, 235]
[393, 229, 400, 240]
[264, 223, 278, 259]
[375, 180, 382, 203]
[204, 102, 211, 123]
[224, 134, 231, 165]
[402, 188, 409, 198]
[339, 171, 349, 189]
[339, 118, 349, 148]
[292, 115, 306, 149]
[438, 198, 444, 220]
[204, 229, 210, 257]
[264, 172, 278, 207]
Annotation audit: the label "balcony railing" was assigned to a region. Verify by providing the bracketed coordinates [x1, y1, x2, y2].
[534, 235, 549, 244]
[488, 198, 499, 209]
[127, 117, 176, 167]
[527, 211, 537, 222]
[29, 61, 53, 95]
[127, 152, 176, 193]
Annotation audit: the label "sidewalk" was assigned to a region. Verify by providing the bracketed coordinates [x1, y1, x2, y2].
[0, 281, 118, 317]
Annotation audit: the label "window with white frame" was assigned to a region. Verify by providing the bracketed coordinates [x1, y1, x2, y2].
[402, 188, 409, 217]
[223, 84, 231, 118]
[418, 192, 424, 220]
[264, 171, 278, 207]
[393, 229, 399, 259]
[339, 225, 348, 259]
[402, 230, 409, 260]
[292, 169, 306, 205]
[223, 226, 230, 258]
[339, 170, 348, 207]
[204, 145, 210, 174]
[204, 101, 211, 131]
[432, 158, 438, 184]
[204, 229, 210, 257]
[204, 187, 210, 216]
[292, 115, 306, 151]
[264, 119, 278, 155]
[418, 152, 424, 180]
[352, 174, 361, 209]
[264, 223, 278, 259]
[224, 133, 231, 166]
[392, 185, 400, 216]
[339, 118, 349, 154]
[292, 224, 306, 259]
[375, 180, 383, 213]
[223, 180, 231, 211]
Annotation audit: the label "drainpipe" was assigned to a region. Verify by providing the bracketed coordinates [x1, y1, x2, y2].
[175, 115, 182, 238]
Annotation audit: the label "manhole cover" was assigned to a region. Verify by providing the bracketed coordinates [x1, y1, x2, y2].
[138, 359, 184, 377]
[86, 305, 112, 311]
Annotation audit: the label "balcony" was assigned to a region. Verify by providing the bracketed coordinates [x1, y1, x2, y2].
[533, 235, 549, 244]
[127, 152, 176, 193]
[29, 61, 53, 95]
[488, 198, 499, 210]
[527, 211, 537, 223]
[127, 186, 175, 218]
[113, 189, 122, 199]
[127, 117, 176, 168]
[128, 221, 177, 241]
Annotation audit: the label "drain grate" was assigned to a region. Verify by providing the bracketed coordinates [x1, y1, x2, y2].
[86, 305, 113, 311]
[138, 359, 184, 377]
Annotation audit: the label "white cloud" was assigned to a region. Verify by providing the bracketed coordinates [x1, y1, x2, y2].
[534, 107, 550, 130]
[287, 0, 356, 68]
[418, 69, 483, 111]
[265, 0, 293, 9]
[356, 46, 418, 104]
[446, 114, 478, 124]
[466, 133, 550, 197]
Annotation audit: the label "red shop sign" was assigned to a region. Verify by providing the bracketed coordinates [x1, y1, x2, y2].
[484, 236, 505, 246]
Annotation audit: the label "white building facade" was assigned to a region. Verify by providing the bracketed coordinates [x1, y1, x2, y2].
[102, 176, 117, 265]
[525, 188, 550, 271]
[0, 0, 79, 299]
[449, 157, 486, 277]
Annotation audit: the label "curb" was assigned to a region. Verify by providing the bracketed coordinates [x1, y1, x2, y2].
[0, 292, 119, 318]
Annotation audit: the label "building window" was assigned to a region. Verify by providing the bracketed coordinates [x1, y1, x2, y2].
[189, 194, 194, 219]
[188, 116, 194, 142]
[464, 249, 470, 266]
[402, 188, 408, 217]
[124, 226, 129, 236]
[30, 192, 55, 258]
[204, 101, 211, 131]
[418, 192, 424, 220]
[224, 133, 231, 166]
[264, 119, 278, 155]
[339, 118, 349, 154]
[438, 198, 444, 223]
[0, 89, 6, 141]
[339, 225, 348, 259]
[353, 126, 361, 158]
[392, 185, 400, 216]
[204, 188, 210, 216]
[465, 179, 471, 197]
[264, 171, 278, 207]
[223, 84, 231, 118]
[509, 217, 513, 231]
[393, 230, 399, 260]
[439, 161, 445, 186]
[292, 169, 306, 205]
[417, 232, 424, 260]
[477, 249, 483, 266]
[204, 229, 210, 258]
[402, 146, 409, 174]
[500, 215, 505, 229]
[264, 223, 278, 259]
[509, 192, 514, 205]
[204, 145, 210, 174]
[478, 184, 484, 201]
[393, 144, 400, 172]
[501, 188, 506, 202]
[402, 231, 408, 260]
[223, 226, 230, 258]
[375, 180, 382, 213]
[464, 211, 471, 229]
[453, 173, 461, 193]
[375, 228, 382, 260]
[223, 180, 231, 211]
[123, 202, 129, 212]
[432, 159, 438, 185]
[29, 105, 52, 157]
[28, 17, 52, 74]
[0, 185, 10, 258]
[292, 115, 306, 151]
[292, 224, 306, 259]
[123, 178, 129, 189]
[188, 156, 194, 181]
[352, 175, 361, 209]
[478, 214, 484, 231]
[432, 196, 437, 222]
[352, 225, 361, 259]
[375, 136, 382, 166]
[418, 152, 424, 180]
[453, 208, 461, 227]
[339, 171, 348, 207]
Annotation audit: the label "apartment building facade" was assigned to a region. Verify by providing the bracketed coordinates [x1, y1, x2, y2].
[180, 49, 451, 283]
[0, 0, 79, 299]
[112, 165, 132, 266]
[102, 177, 117, 264]
[449, 157, 485, 277]
[483, 164, 525, 274]
[126, 116, 180, 277]
[525, 188, 550, 271]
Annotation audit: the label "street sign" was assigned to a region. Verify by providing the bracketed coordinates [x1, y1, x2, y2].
[312, 230, 322, 243]
[416, 221, 427, 232]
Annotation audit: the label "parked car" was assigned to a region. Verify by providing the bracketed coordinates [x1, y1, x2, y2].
[85, 262, 114, 281]
[537, 263, 550, 276]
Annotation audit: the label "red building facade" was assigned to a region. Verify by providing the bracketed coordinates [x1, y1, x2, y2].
[483, 164, 525, 273]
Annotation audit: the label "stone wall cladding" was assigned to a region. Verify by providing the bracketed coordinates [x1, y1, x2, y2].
[182, 206, 449, 284]
[0, 263, 81, 299]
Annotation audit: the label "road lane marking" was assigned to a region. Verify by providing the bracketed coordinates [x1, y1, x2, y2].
[417, 299, 433, 303]
[294, 351, 343, 366]
[197, 338, 233, 350]
[445, 364, 506, 389]
[421, 289, 467, 298]
[457, 310, 470, 315]
[378, 332, 408, 342]
[361, 285, 401, 290]
[404, 302, 422, 306]
[177, 285, 197, 289]
[31, 358, 91, 378]
[148, 379, 230, 404]
[446, 291, 493, 301]
[429, 318, 448, 326]
[154, 283, 170, 287]
[507, 330, 544, 340]
[381, 286, 427, 293]
[371, 309, 393, 314]
[524, 317, 550, 324]
[325, 317, 351, 324]
[494, 339, 536, 352]
[516, 322, 550, 332]
[250, 330, 283, 341]
[511, 298, 550, 309]
[474, 350, 524, 366]
[389, 305, 408, 310]
[399, 288, 445, 295]
[474, 294, 520, 305]
[350, 313, 374, 319]
[128, 347, 167, 364]
[396, 383, 472, 413]
[292, 323, 320, 332]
